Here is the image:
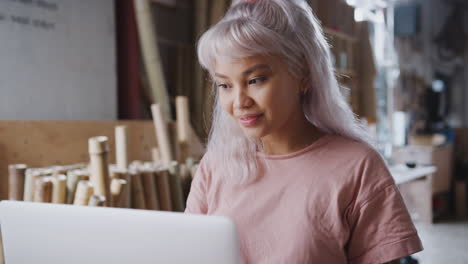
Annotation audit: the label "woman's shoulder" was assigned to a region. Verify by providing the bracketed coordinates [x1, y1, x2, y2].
[318, 134, 380, 161]
[317, 134, 392, 182]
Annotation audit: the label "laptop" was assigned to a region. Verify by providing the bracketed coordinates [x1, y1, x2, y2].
[0, 201, 240, 264]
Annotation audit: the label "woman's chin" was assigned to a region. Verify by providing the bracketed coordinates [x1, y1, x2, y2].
[240, 128, 266, 140]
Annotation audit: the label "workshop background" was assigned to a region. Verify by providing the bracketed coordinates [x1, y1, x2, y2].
[1, 0, 467, 263]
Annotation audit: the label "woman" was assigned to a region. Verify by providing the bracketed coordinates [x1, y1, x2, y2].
[185, 0, 423, 263]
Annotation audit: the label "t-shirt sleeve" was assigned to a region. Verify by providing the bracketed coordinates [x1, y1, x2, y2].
[184, 158, 209, 215]
[346, 150, 423, 264]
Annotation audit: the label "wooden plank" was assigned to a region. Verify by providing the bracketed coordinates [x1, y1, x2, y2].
[0, 120, 205, 199]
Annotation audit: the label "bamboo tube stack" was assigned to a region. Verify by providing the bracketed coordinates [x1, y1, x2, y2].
[6, 104, 201, 212]
[7, 161, 198, 211]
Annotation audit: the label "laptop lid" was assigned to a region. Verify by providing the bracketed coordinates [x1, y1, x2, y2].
[0, 201, 240, 264]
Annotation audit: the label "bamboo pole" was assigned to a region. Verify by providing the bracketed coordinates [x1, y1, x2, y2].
[141, 169, 160, 210]
[110, 178, 123, 207]
[115, 125, 129, 170]
[151, 104, 173, 165]
[111, 169, 126, 179]
[88, 195, 106, 207]
[154, 169, 172, 211]
[111, 178, 130, 208]
[135, 0, 171, 120]
[167, 163, 184, 212]
[66, 170, 89, 204]
[130, 170, 146, 209]
[88, 136, 111, 206]
[37, 168, 53, 176]
[51, 166, 68, 176]
[23, 169, 40, 201]
[61, 163, 87, 171]
[33, 176, 53, 203]
[152, 147, 161, 164]
[74, 180, 94, 206]
[51, 174, 67, 204]
[8, 164, 27, 200]
[111, 169, 131, 205]
[176, 96, 190, 163]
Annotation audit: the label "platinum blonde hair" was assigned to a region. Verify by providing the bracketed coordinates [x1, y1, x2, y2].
[198, 0, 373, 185]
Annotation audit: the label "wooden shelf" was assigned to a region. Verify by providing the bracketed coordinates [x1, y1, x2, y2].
[323, 27, 357, 43]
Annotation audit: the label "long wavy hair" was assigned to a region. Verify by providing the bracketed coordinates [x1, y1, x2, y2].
[197, 0, 372, 185]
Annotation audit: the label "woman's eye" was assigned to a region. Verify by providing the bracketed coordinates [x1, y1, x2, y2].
[217, 83, 229, 89]
[248, 77, 267, 85]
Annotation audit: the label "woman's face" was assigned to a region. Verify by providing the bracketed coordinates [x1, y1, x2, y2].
[214, 55, 304, 140]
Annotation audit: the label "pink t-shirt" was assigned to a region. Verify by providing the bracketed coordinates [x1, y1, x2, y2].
[185, 135, 423, 263]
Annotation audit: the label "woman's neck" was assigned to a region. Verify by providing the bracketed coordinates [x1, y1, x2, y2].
[260, 114, 324, 155]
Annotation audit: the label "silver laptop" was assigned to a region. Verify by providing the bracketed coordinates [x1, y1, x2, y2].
[0, 201, 240, 264]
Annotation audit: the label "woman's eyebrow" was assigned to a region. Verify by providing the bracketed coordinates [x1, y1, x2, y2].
[214, 64, 272, 79]
[214, 72, 229, 79]
[242, 64, 271, 75]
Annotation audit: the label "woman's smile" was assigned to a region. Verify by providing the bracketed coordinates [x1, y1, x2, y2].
[238, 113, 264, 126]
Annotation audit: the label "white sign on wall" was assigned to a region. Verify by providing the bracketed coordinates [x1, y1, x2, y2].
[0, 0, 116, 120]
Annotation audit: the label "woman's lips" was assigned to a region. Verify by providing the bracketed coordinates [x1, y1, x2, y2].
[238, 114, 263, 126]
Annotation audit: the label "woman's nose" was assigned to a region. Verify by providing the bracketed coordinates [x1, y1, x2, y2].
[233, 87, 253, 109]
